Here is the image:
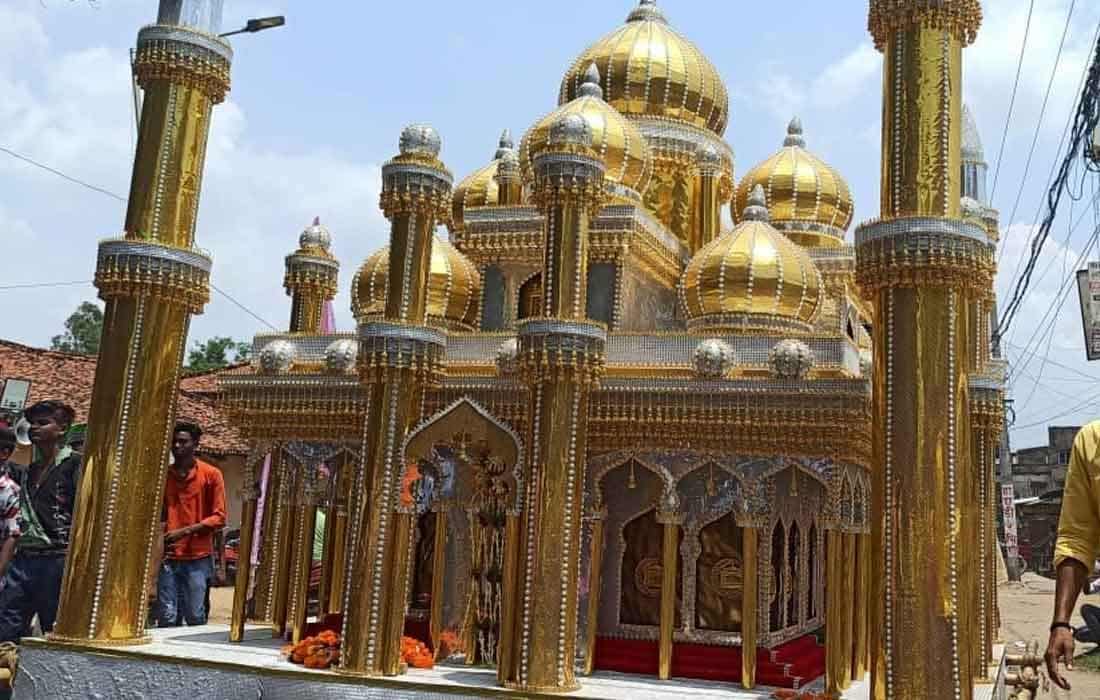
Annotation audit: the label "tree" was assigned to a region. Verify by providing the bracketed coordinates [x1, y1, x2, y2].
[185, 337, 251, 373]
[51, 302, 104, 354]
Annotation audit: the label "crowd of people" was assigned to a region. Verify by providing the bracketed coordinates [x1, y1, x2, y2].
[0, 402, 226, 642]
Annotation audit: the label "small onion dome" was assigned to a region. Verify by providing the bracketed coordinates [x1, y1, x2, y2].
[351, 235, 481, 331]
[521, 63, 652, 199]
[452, 131, 517, 230]
[297, 216, 334, 257]
[734, 117, 854, 249]
[769, 338, 815, 380]
[324, 339, 357, 375]
[558, 0, 728, 136]
[680, 185, 824, 333]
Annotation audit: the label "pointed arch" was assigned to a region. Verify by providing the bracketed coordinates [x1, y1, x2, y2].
[401, 397, 525, 514]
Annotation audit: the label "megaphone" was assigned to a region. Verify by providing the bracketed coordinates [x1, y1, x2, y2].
[14, 418, 31, 447]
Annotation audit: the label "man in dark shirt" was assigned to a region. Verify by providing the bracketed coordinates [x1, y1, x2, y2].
[0, 427, 15, 478]
[0, 401, 81, 641]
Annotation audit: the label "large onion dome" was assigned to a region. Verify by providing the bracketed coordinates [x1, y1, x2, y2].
[680, 185, 823, 333]
[558, 0, 729, 136]
[352, 235, 481, 331]
[451, 130, 517, 230]
[734, 118, 854, 249]
[522, 63, 652, 200]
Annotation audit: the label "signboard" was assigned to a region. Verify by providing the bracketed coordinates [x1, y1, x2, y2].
[1001, 484, 1019, 561]
[0, 378, 30, 413]
[1076, 263, 1100, 360]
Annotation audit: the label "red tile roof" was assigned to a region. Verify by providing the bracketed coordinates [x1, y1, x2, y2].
[0, 339, 249, 456]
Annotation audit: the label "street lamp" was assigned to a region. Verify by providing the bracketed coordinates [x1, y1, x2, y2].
[219, 16, 286, 38]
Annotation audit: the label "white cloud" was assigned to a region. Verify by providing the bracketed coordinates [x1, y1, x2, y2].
[0, 1, 387, 349]
[811, 44, 881, 109]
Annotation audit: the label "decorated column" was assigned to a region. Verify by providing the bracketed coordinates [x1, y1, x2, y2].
[857, 2, 992, 698]
[229, 444, 269, 642]
[582, 507, 607, 676]
[338, 126, 452, 677]
[657, 512, 681, 680]
[52, 0, 231, 645]
[498, 112, 607, 692]
[826, 529, 854, 693]
[285, 218, 339, 334]
[741, 526, 759, 689]
[693, 145, 725, 251]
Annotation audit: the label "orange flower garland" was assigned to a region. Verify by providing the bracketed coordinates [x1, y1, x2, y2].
[401, 635, 435, 669]
[281, 630, 341, 670]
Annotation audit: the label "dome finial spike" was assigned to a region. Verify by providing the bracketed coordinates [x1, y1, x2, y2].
[627, 0, 667, 23]
[500, 129, 513, 149]
[495, 128, 516, 159]
[578, 62, 604, 99]
[313, 215, 320, 226]
[742, 185, 771, 222]
[784, 116, 806, 148]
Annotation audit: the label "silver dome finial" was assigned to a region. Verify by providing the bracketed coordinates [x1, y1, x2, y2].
[784, 117, 806, 148]
[627, 0, 667, 23]
[299, 216, 332, 251]
[578, 63, 604, 99]
[399, 124, 442, 158]
[742, 185, 771, 222]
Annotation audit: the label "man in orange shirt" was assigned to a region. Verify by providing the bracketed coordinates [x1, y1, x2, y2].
[157, 422, 226, 626]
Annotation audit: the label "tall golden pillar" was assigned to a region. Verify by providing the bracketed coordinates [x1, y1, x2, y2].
[338, 125, 452, 677]
[851, 532, 870, 681]
[271, 458, 297, 636]
[582, 510, 607, 676]
[857, 2, 991, 698]
[498, 111, 607, 693]
[657, 513, 681, 680]
[52, 1, 231, 645]
[826, 529, 854, 693]
[694, 146, 725, 251]
[324, 457, 353, 615]
[741, 526, 759, 689]
[229, 444, 268, 642]
[495, 130, 524, 206]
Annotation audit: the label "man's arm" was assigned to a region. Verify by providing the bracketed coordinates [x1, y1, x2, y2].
[198, 468, 226, 533]
[1046, 425, 1100, 689]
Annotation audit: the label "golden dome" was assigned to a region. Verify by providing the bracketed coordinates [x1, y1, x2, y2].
[680, 185, 823, 333]
[522, 64, 652, 197]
[558, 1, 728, 136]
[734, 118, 854, 249]
[452, 131, 517, 230]
[352, 235, 481, 331]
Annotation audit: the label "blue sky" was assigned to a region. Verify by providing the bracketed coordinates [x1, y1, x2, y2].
[1, 0, 1099, 448]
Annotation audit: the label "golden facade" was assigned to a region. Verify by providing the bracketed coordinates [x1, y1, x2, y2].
[53, 1, 1006, 697]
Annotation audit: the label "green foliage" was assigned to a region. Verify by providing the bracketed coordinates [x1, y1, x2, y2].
[185, 336, 251, 373]
[50, 301, 104, 354]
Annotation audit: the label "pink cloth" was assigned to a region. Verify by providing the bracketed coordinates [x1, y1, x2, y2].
[321, 299, 336, 334]
[251, 454, 270, 567]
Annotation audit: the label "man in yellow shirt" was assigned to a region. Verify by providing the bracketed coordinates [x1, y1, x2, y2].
[1046, 421, 1100, 689]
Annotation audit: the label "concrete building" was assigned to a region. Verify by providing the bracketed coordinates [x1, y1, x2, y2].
[1011, 426, 1078, 498]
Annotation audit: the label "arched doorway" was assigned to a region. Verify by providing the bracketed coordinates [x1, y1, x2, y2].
[400, 399, 523, 665]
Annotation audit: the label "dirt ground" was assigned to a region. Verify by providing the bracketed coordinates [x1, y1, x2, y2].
[208, 584, 234, 624]
[999, 574, 1100, 698]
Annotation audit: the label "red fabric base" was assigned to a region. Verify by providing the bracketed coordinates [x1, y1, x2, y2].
[593, 634, 825, 689]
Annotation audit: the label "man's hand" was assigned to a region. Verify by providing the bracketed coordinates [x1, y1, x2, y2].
[1045, 626, 1075, 690]
[164, 526, 193, 544]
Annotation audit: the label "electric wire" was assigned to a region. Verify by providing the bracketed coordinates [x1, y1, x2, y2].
[1000, 0, 1076, 240]
[996, 28, 1100, 340]
[990, 0, 1036, 202]
[0, 147, 280, 332]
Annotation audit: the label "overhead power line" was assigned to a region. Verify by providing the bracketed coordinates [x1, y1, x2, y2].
[990, 0, 1036, 202]
[996, 28, 1100, 341]
[0, 146, 126, 202]
[0, 146, 281, 332]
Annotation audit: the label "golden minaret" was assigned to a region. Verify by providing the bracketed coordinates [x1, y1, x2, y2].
[51, 0, 231, 644]
[338, 125, 453, 676]
[857, 1, 992, 698]
[497, 98, 608, 691]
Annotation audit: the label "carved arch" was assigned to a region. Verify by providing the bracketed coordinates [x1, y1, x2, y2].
[401, 397, 525, 515]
